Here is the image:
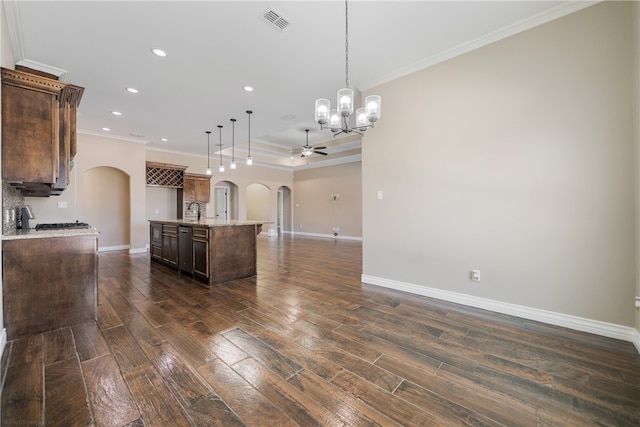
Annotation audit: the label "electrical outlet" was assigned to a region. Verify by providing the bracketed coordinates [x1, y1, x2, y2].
[471, 270, 481, 281]
[635, 296, 640, 311]
[57, 201, 67, 209]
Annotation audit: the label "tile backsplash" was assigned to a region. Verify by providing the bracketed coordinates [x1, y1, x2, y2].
[2, 181, 24, 234]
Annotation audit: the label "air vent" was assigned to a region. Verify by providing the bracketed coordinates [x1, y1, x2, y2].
[260, 7, 290, 31]
[280, 114, 296, 121]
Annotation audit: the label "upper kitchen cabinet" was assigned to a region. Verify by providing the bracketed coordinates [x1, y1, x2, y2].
[183, 173, 211, 203]
[1, 67, 84, 196]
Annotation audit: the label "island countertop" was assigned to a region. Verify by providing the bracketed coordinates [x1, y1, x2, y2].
[148, 219, 267, 227]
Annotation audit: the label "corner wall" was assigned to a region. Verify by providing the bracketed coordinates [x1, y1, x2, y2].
[362, 2, 636, 337]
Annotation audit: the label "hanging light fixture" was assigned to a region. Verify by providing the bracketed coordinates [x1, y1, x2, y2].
[217, 125, 225, 173]
[314, 0, 381, 136]
[230, 118, 237, 170]
[205, 130, 212, 175]
[246, 110, 253, 165]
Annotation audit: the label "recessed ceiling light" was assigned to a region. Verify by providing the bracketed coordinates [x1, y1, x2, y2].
[243, 85, 254, 92]
[160, 138, 168, 142]
[102, 127, 110, 131]
[111, 111, 122, 116]
[126, 87, 139, 94]
[151, 48, 167, 57]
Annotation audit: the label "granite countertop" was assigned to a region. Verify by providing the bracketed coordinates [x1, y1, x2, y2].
[2, 227, 100, 240]
[149, 219, 269, 227]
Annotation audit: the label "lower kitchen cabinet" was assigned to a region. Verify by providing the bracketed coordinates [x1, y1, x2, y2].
[150, 222, 162, 260]
[2, 232, 98, 340]
[192, 226, 209, 279]
[162, 224, 178, 266]
[149, 220, 259, 285]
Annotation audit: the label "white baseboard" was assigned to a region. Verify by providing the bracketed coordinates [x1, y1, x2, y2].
[362, 274, 639, 348]
[632, 328, 640, 355]
[288, 231, 362, 241]
[98, 244, 130, 253]
[129, 247, 147, 254]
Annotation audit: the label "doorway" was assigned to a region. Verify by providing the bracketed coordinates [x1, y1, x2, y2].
[277, 185, 292, 235]
[214, 187, 228, 220]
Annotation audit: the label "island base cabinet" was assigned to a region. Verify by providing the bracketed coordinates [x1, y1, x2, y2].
[149, 221, 257, 285]
[2, 235, 98, 341]
[209, 226, 256, 285]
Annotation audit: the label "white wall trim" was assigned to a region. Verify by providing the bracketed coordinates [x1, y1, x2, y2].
[98, 244, 129, 253]
[129, 247, 147, 255]
[289, 231, 362, 241]
[632, 328, 640, 355]
[3, 0, 24, 63]
[362, 274, 638, 347]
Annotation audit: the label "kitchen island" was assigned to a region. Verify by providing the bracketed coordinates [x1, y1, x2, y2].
[149, 219, 265, 286]
[2, 228, 99, 340]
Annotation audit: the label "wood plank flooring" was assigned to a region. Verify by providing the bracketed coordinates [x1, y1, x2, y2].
[2, 235, 639, 426]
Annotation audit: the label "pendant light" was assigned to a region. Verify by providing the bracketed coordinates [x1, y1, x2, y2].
[246, 110, 253, 166]
[205, 130, 212, 175]
[230, 118, 237, 170]
[217, 125, 225, 173]
[314, 0, 381, 135]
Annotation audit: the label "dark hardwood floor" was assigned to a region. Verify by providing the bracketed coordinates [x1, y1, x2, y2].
[2, 235, 639, 426]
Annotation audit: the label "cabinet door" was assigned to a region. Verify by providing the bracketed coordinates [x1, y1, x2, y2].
[183, 176, 197, 201]
[162, 227, 178, 266]
[150, 223, 163, 260]
[196, 178, 210, 202]
[1, 81, 61, 184]
[193, 238, 209, 278]
[192, 227, 209, 278]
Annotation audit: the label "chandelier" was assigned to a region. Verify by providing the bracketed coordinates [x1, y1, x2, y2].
[314, 0, 381, 136]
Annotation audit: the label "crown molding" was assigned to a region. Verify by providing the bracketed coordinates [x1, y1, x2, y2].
[358, 1, 600, 92]
[16, 59, 68, 81]
[3, 0, 24, 63]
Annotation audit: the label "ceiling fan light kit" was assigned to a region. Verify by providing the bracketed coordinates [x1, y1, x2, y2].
[314, 0, 381, 136]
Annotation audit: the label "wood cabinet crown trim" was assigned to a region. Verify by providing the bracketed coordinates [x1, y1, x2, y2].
[1, 67, 67, 96]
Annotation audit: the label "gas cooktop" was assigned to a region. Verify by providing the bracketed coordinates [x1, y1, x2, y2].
[35, 222, 91, 230]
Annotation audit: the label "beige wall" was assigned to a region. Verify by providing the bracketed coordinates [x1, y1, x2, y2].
[246, 183, 270, 221]
[363, 2, 635, 328]
[293, 162, 362, 238]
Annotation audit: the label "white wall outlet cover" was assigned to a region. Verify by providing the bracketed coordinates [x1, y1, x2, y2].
[57, 201, 68, 209]
[471, 270, 481, 281]
[377, 190, 383, 200]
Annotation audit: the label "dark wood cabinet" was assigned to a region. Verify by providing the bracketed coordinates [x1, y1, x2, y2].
[149, 220, 258, 285]
[161, 224, 178, 266]
[150, 222, 163, 260]
[1, 67, 83, 196]
[183, 173, 211, 203]
[192, 226, 209, 278]
[3, 234, 98, 340]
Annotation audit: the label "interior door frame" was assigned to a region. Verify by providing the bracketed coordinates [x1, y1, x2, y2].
[277, 188, 284, 235]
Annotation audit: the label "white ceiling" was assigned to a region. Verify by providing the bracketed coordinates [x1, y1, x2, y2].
[4, 1, 592, 169]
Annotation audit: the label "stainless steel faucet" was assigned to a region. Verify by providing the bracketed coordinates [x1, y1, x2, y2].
[187, 201, 201, 221]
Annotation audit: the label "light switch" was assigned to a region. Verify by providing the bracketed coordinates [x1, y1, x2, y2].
[57, 201, 68, 209]
[377, 190, 383, 200]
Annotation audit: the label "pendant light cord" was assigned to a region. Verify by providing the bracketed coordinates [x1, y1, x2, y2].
[344, 0, 349, 89]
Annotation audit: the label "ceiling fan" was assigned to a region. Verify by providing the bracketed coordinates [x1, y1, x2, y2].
[298, 129, 328, 157]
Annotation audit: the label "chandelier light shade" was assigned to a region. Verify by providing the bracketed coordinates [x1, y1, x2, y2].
[246, 110, 253, 166]
[230, 118, 237, 170]
[205, 130, 212, 175]
[314, 0, 381, 136]
[217, 125, 225, 173]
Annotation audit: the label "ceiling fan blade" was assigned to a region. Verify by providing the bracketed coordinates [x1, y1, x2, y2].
[315, 146, 327, 150]
[314, 150, 328, 156]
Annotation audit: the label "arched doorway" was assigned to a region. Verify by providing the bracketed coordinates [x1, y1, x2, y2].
[277, 185, 292, 235]
[214, 180, 239, 220]
[83, 166, 130, 251]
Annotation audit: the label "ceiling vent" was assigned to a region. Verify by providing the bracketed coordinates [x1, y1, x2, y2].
[260, 7, 290, 31]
